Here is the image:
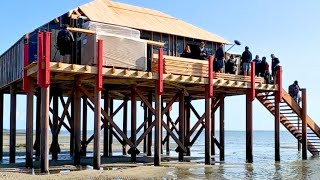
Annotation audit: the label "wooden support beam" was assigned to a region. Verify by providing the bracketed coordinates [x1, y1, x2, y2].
[220, 94, 225, 161]
[185, 97, 191, 156]
[79, 86, 135, 148]
[143, 103, 147, 154]
[0, 91, 3, 161]
[56, 90, 74, 136]
[103, 89, 109, 157]
[70, 97, 75, 156]
[162, 117, 179, 145]
[74, 82, 81, 165]
[93, 82, 101, 170]
[131, 85, 137, 162]
[165, 103, 170, 156]
[147, 93, 153, 156]
[82, 96, 88, 156]
[205, 85, 212, 165]
[211, 98, 215, 156]
[154, 93, 161, 166]
[274, 93, 280, 161]
[26, 80, 34, 167]
[178, 91, 185, 161]
[160, 99, 164, 155]
[51, 88, 60, 160]
[301, 89, 307, 160]
[34, 91, 41, 160]
[123, 97, 128, 155]
[109, 98, 114, 156]
[40, 86, 50, 172]
[246, 91, 253, 163]
[10, 85, 17, 164]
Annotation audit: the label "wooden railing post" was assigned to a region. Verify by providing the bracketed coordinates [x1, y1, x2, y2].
[301, 88, 307, 160]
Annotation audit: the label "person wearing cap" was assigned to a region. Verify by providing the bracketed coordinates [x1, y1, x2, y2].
[288, 80, 301, 103]
[241, 46, 252, 76]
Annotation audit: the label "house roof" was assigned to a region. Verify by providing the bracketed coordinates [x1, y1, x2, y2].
[78, 0, 230, 44]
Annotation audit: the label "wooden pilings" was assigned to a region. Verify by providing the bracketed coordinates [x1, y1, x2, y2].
[165, 102, 170, 156]
[211, 98, 215, 156]
[185, 97, 191, 156]
[154, 93, 161, 166]
[123, 97, 128, 155]
[93, 83, 101, 169]
[10, 84, 17, 164]
[246, 91, 253, 163]
[40, 85, 50, 172]
[220, 94, 225, 161]
[82, 96, 88, 156]
[178, 91, 185, 161]
[205, 86, 212, 165]
[301, 89, 307, 160]
[26, 79, 34, 167]
[147, 93, 153, 156]
[143, 103, 147, 154]
[74, 81, 81, 165]
[131, 85, 137, 162]
[109, 98, 114, 156]
[35, 91, 41, 160]
[51, 88, 59, 160]
[103, 89, 109, 157]
[274, 93, 280, 161]
[0, 91, 3, 161]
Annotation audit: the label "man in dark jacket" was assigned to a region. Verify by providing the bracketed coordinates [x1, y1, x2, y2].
[252, 55, 261, 76]
[241, 46, 252, 76]
[195, 42, 208, 60]
[57, 24, 74, 63]
[288, 80, 301, 103]
[271, 54, 280, 84]
[215, 43, 224, 72]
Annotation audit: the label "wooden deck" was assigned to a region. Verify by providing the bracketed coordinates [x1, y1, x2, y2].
[20, 61, 278, 101]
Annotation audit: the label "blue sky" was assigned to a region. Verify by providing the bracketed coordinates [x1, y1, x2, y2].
[0, 0, 319, 131]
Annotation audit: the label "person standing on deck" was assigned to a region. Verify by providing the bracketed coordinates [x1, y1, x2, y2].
[241, 46, 252, 76]
[260, 57, 271, 84]
[181, 44, 192, 58]
[271, 54, 280, 84]
[196, 42, 208, 60]
[289, 80, 301, 103]
[215, 43, 225, 73]
[57, 24, 74, 63]
[252, 55, 261, 76]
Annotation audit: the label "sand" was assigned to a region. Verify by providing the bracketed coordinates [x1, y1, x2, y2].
[0, 166, 171, 180]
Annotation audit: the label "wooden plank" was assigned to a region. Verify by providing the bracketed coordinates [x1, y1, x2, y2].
[0, 91, 3, 160]
[82, 96, 88, 156]
[93, 80, 101, 170]
[26, 80, 34, 167]
[10, 85, 16, 164]
[74, 82, 81, 165]
[40, 86, 50, 173]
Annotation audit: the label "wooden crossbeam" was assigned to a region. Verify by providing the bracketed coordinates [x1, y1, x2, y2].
[136, 120, 156, 146]
[161, 120, 186, 152]
[162, 117, 179, 145]
[190, 125, 204, 146]
[49, 107, 71, 133]
[212, 136, 223, 150]
[79, 86, 135, 148]
[111, 100, 127, 117]
[55, 89, 74, 137]
[59, 94, 74, 129]
[135, 88, 155, 115]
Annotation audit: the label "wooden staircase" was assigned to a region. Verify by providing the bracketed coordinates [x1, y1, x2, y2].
[256, 89, 320, 155]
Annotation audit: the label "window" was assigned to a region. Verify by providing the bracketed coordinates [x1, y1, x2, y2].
[162, 34, 169, 55]
[152, 32, 161, 54]
[141, 30, 152, 40]
[206, 42, 213, 55]
[176, 36, 184, 56]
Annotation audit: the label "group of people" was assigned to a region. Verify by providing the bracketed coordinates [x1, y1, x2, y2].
[180, 42, 281, 84]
